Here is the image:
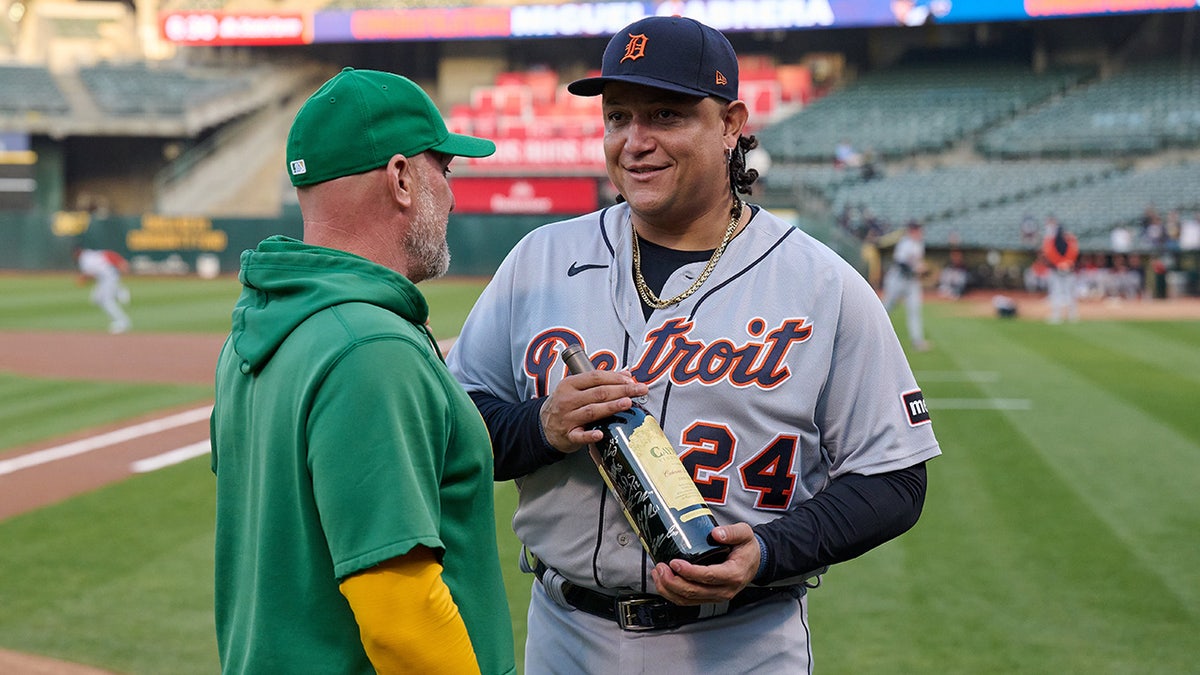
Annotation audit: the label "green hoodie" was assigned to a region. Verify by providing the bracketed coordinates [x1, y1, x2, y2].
[211, 235, 515, 675]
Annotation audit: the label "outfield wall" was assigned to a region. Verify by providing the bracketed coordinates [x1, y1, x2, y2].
[0, 203, 860, 278]
[0, 208, 552, 277]
[3, 208, 1196, 297]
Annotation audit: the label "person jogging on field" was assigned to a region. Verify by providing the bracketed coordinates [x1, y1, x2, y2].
[74, 247, 131, 334]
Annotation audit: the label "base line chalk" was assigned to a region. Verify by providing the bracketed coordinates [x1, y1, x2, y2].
[0, 405, 213, 476]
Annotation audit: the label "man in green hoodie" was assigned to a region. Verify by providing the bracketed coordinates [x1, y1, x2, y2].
[210, 67, 516, 675]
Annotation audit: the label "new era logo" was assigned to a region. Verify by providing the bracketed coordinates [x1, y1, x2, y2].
[290, 159, 307, 176]
[902, 390, 931, 426]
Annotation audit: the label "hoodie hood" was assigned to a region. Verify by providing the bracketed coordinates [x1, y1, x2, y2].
[229, 235, 429, 373]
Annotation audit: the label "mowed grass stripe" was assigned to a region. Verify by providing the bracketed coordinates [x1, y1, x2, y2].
[0, 374, 212, 451]
[819, 341, 1194, 673]
[0, 275, 93, 311]
[0, 459, 219, 674]
[945, 407, 1190, 669]
[815, 419, 1031, 671]
[1023, 323, 1200, 440]
[818, 339, 1049, 671]
[0, 275, 242, 333]
[0, 299, 109, 329]
[0, 274, 486, 338]
[0, 379, 136, 431]
[1070, 317, 1200, 386]
[933, 316, 1200, 613]
[100, 277, 242, 334]
[0, 291, 96, 318]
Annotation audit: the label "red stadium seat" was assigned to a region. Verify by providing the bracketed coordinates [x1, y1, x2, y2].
[776, 64, 814, 104]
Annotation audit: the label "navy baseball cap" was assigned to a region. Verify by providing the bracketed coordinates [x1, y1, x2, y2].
[567, 16, 739, 101]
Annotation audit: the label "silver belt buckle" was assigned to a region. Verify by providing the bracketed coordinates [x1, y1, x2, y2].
[615, 595, 669, 632]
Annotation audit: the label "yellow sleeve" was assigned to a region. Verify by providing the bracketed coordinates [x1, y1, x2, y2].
[339, 546, 481, 675]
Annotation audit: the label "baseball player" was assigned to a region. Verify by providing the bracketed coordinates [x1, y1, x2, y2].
[881, 220, 930, 351]
[1042, 215, 1080, 323]
[447, 16, 941, 674]
[74, 247, 131, 333]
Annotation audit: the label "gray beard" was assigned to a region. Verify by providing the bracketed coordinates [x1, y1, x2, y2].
[404, 181, 450, 284]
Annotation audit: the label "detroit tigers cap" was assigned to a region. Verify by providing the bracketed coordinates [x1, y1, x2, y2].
[567, 16, 739, 101]
[286, 67, 495, 187]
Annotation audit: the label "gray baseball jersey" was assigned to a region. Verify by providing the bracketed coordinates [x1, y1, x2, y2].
[448, 202, 941, 592]
[882, 231, 928, 345]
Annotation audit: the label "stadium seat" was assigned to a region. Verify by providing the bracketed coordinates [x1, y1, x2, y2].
[0, 65, 71, 115]
[978, 60, 1200, 157]
[78, 62, 252, 117]
[756, 59, 1093, 162]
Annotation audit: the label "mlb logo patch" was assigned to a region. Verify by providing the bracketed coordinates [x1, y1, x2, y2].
[290, 159, 307, 176]
[902, 390, 931, 426]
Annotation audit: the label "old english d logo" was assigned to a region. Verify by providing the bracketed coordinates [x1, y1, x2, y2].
[621, 33, 648, 62]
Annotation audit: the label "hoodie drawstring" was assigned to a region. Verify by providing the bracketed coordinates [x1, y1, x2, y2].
[421, 323, 445, 362]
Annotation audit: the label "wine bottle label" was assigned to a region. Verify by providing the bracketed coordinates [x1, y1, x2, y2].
[626, 417, 711, 514]
[678, 504, 713, 522]
[591, 423, 719, 564]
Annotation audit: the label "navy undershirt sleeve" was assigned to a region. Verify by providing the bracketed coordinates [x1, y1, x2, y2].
[468, 391, 567, 481]
[753, 463, 928, 583]
[469, 390, 928, 581]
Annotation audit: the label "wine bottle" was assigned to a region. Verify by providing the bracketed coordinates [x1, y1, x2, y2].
[561, 343, 729, 566]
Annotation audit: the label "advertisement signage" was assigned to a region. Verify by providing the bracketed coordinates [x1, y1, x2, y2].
[451, 177, 598, 214]
[161, 0, 1199, 45]
[320, 6, 511, 41]
[160, 10, 310, 45]
[0, 133, 35, 211]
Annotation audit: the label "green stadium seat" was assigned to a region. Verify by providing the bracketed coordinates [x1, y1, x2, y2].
[757, 59, 1091, 163]
[0, 65, 71, 115]
[79, 63, 253, 117]
[978, 60, 1200, 157]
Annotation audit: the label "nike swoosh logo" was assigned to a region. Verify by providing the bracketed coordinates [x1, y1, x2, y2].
[567, 262, 609, 277]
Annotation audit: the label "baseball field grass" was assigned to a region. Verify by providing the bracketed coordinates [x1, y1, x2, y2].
[1, 273, 1198, 674]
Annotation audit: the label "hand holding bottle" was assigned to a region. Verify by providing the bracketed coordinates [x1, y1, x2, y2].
[650, 523, 762, 605]
[538, 357, 649, 454]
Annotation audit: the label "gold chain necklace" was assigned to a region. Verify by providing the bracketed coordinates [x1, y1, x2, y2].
[631, 200, 742, 309]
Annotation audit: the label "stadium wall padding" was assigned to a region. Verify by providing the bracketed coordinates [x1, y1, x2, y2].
[0, 209, 550, 277]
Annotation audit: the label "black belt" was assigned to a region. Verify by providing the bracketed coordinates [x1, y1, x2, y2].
[533, 561, 792, 631]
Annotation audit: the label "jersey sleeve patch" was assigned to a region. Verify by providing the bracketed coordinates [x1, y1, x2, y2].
[902, 389, 931, 426]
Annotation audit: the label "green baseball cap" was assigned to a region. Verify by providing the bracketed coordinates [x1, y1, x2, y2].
[286, 67, 495, 187]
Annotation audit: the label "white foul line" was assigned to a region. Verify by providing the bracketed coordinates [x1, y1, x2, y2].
[131, 440, 211, 473]
[0, 405, 213, 476]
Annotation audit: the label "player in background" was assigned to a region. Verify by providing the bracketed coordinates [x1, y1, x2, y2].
[74, 247, 131, 334]
[448, 16, 941, 673]
[1042, 215, 1080, 323]
[210, 68, 515, 675]
[882, 220, 931, 351]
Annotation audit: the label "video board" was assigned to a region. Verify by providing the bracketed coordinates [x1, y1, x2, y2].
[160, 0, 1199, 46]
